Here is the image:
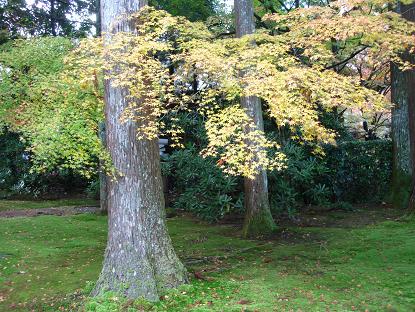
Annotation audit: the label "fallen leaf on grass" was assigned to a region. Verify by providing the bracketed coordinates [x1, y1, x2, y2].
[194, 271, 206, 280]
[193, 271, 214, 281]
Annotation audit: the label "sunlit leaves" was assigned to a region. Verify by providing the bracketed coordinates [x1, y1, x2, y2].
[202, 105, 286, 178]
[2, 2, 413, 178]
[0, 37, 104, 178]
[264, 0, 415, 69]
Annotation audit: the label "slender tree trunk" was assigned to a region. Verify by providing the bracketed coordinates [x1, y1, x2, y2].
[235, 0, 276, 237]
[96, 0, 101, 37]
[50, 0, 57, 36]
[391, 2, 415, 210]
[97, 0, 106, 214]
[92, 0, 187, 300]
[98, 122, 107, 215]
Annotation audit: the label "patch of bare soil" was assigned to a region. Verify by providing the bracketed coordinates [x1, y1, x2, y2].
[280, 203, 403, 228]
[0, 206, 99, 218]
[216, 204, 404, 243]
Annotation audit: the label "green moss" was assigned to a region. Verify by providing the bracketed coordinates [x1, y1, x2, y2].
[1, 210, 415, 311]
[0, 198, 99, 212]
[391, 169, 412, 209]
[0, 214, 106, 311]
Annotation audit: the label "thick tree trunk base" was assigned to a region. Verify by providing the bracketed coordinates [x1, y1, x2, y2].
[391, 169, 412, 209]
[91, 244, 187, 300]
[91, 139, 188, 301]
[407, 182, 415, 213]
[242, 208, 276, 238]
[242, 172, 277, 238]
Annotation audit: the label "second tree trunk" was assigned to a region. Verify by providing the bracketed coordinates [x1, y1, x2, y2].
[235, 0, 277, 237]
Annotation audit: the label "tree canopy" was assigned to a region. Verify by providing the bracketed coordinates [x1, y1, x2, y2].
[0, 0, 414, 178]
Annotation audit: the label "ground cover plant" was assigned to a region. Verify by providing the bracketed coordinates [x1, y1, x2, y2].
[0, 198, 99, 212]
[0, 202, 413, 311]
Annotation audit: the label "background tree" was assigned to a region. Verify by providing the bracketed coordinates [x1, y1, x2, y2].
[2, 0, 414, 222]
[91, 0, 187, 300]
[391, 1, 415, 209]
[235, 0, 277, 237]
[0, 0, 34, 43]
[30, 0, 95, 37]
[0, 0, 97, 41]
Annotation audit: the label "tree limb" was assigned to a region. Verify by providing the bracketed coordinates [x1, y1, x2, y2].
[324, 46, 368, 70]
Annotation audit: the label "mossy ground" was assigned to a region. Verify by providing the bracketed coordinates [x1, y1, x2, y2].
[0, 198, 99, 212]
[0, 201, 414, 311]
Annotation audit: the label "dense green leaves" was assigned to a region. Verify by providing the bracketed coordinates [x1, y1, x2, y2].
[326, 140, 393, 203]
[164, 146, 243, 222]
[0, 37, 103, 177]
[0, 37, 72, 126]
[150, 0, 218, 21]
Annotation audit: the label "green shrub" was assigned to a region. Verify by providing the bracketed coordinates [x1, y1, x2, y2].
[0, 129, 91, 199]
[268, 142, 331, 216]
[268, 140, 392, 216]
[325, 140, 392, 203]
[165, 112, 392, 221]
[165, 146, 243, 222]
[86, 179, 100, 200]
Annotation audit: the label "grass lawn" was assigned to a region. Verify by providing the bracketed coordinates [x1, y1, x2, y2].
[0, 210, 414, 311]
[0, 198, 99, 212]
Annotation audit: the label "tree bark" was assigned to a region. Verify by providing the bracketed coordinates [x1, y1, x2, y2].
[391, 2, 415, 210]
[96, 0, 105, 214]
[96, 0, 102, 37]
[50, 0, 57, 36]
[92, 0, 187, 300]
[98, 121, 108, 215]
[235, 0, 277, 237]
[408, 180, 415, 212]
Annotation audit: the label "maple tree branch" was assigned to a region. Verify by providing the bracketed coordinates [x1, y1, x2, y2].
[258, 0, 290, 13]
[324, 46, 368, 70]
[216, 31, 236, 38]
[254, 12, 268, 28]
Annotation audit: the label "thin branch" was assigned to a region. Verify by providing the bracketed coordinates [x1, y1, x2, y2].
[324, 46, 368, 70]
[215, 31, 236, 38]
[254, 12, 268, 28]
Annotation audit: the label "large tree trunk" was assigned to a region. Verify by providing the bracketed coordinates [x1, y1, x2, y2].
[92, 0, 187, 300]
[391, 2, 415, 210]
[235, 0, 276, 237]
